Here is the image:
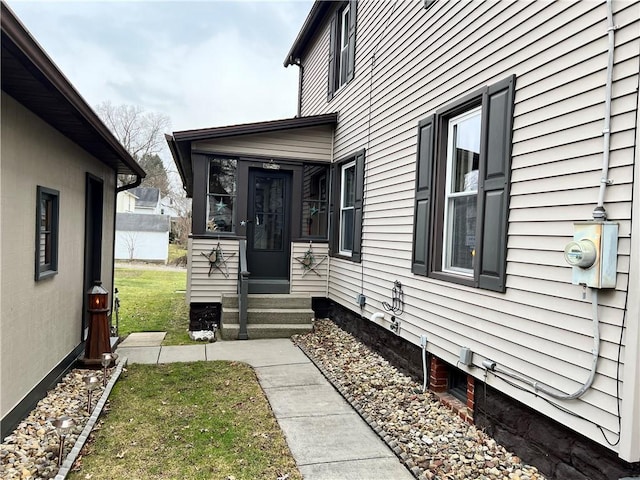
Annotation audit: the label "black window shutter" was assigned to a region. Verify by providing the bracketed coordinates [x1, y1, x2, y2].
[476, 75, 515, 292]
[351, 149, 365, 263]
[346, 0, 357, 83]
[328, 163, 339, 255]
[327, 15, 337, 101]
[412, 115, 435, 276]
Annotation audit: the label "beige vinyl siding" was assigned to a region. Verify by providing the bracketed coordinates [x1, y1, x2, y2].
[193, 125, 333, 162]
[298, 0, 639, 454]
[189, 238, 239, 303]
[290, 242, 329, 296]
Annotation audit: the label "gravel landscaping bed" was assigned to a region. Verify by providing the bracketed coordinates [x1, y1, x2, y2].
[1, 369, 106, 479]
[293, 319, 546, 480]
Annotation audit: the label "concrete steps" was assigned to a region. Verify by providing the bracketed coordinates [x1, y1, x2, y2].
[220, 294, 314, 340]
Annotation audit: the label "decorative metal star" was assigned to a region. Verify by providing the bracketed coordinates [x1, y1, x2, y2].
[310, 205, 319, 216]
[215, 199, 227, 212]
[200, 242, 235, 278]
[294, 242, 328, 277]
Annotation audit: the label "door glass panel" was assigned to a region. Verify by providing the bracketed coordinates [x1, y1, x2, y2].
[253, 176, 284, 251]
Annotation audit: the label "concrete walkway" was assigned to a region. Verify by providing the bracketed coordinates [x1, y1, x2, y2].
[116, 335, 413, 480]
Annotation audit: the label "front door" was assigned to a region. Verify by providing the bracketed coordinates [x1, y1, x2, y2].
[83, 174, 103, 340]
[246, 169, 291, 293]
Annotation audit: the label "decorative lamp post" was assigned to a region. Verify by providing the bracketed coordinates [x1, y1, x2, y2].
[84, 281, 112, 362]
[101, 352, 118, 387]
[83, 374, 100, 413]
[53, 416, 75, 465]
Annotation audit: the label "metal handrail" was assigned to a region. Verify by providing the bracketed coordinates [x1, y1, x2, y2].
[238, 240, 249, 340]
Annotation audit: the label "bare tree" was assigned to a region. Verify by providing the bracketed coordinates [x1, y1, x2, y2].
[170, 197, 192, 247]
[96, 102, 170, 161]
[119, 231, 139, 261]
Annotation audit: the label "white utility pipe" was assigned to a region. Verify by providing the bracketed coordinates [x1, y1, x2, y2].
[491, 289, 601, 400]
[594, 0, 616, 218]
[422, 344, 428, 393]
[370, 312, 384, 322]
[534, 289, 601, 400]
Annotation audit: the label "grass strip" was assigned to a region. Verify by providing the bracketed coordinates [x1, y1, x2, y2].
[114, 268, 190, 345]
[69, 362, 301, 480]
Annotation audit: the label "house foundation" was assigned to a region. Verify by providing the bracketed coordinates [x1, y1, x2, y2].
[317, 299, 640, 480]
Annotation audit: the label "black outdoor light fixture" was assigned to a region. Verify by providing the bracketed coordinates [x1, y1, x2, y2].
[84, 281, 112, 362]
[53, 416, 75, 466]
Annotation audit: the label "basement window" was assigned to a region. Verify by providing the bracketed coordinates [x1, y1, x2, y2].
[448, 368, 468, 403]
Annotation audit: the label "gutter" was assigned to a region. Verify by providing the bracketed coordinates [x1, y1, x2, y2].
[116, 175, 143, 194]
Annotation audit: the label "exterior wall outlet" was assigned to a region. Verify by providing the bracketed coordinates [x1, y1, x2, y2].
[564, 221, 618, 289]
[459, 347, 473, 366]
[356, 293, 366, 307]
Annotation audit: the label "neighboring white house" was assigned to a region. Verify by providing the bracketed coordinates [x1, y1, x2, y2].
[115, 213, 170, 263]
[167, 1, 640, 478]
[115, 186, 171, 262]
[1, 2, 145, 439]
[129, 186, 161, 214]
[116, 189, 137, 213]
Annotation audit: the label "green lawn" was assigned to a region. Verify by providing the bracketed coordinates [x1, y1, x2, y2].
[69, 362, 301, 480]
[114, 267, 190, 345]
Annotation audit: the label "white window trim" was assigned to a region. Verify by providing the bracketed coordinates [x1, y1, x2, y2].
[442, 106, 481, 276]
[338, 4, 350, 89]
[339, 160, 355, 256]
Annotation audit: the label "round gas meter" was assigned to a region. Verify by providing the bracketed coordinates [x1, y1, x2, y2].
[564, 239, 597, 268]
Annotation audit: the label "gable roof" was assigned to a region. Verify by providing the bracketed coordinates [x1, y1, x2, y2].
[0, 2, 145, 178]
[284, 0, 333, 67]
[116, 213, 170, 233]
[130, 187, 160, 207]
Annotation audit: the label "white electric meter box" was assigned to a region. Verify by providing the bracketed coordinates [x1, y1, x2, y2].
[564, 221, 618, 289]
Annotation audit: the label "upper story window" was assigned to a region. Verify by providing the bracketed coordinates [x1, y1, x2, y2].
[412, 75, 515, 292]
[328, 0, 357, 100]
[35, 186, 59, 281]
[207, 158, 237, 233]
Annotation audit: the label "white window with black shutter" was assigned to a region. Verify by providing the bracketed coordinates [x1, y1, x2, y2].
[327, 0, 357, 100]
[412, 75, 515, 292]
[330, 149, 364, 262]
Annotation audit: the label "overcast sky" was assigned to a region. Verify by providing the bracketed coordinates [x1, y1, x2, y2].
[7, 0, 313, 133]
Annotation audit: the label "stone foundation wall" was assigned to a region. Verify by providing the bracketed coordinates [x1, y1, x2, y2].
[319, 299, 424, 381]
[475, 383, 640, 480]
[316, 298, 640, 480]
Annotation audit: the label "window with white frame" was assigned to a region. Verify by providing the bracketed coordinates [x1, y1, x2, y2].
[412, 75, 515, 292]
[340, 161, 356, 255]
[338, 5, 350, 88]
[442, 107, 481, 275]
[328, 0, 357, 100]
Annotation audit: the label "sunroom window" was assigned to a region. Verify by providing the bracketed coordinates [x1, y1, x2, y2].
[207, 158, 236, 233]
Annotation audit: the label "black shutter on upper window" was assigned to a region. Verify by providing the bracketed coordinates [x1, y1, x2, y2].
[476, 75, 515, 292]
[346, 0, 357, 83]
[327, 15, 337, 101]
[412, 115, 435, 276]
[351, 149, 365, 263]
[328, 163, 339, 255]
